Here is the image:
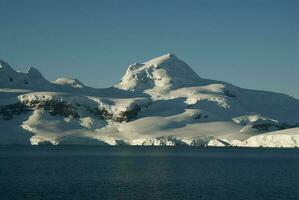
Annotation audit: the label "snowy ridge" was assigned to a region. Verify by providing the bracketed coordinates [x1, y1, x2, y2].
[0, 54, 299, 147]
[0, 60, 49, 89]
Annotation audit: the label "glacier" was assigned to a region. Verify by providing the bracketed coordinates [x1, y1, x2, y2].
[0, 54, 299, 147]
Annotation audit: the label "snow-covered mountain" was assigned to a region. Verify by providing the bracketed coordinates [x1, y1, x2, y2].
[1, 54, 298, 147]
[116, 54, 202, 91]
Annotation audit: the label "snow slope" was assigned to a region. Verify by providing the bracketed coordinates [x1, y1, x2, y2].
[231, 128, 299, 148]
[0, 54, 298, 146]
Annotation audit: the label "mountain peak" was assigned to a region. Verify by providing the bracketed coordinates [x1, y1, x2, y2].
[116, 54, 201, 91]
[27, 66, 46, 80]
[143, 53, 178, 66]
[0, 59, 15, 73]
[154, 53, 177, 60]
[0, 60, 49, 89]
[53, 77, 85, 88]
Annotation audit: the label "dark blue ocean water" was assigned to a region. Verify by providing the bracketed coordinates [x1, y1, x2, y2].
[0, 146, 299, 200]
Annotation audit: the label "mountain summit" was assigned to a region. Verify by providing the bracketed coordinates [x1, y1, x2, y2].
[116, 54, 202, 91]
[0, 60, 48, 89]
[0, 54, 299, 147]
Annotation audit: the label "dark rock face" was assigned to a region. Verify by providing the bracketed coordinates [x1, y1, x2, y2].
[224, 90, 237, 98]
[0, 99, 144, 123]
[100, 105, 142, 123]
[44, 101, 80, 118]
[21, 99, 80, 118]
[0, 100, 80, 120]
[252, 123, 298, 132]
[0, 103, 30, 120]
[121, 105, 141, 121]
[193, 113, 202, 119]
[84, 105, 106, 119]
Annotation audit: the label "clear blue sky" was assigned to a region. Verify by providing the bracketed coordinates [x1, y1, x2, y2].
[1, 0, 298, 98]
